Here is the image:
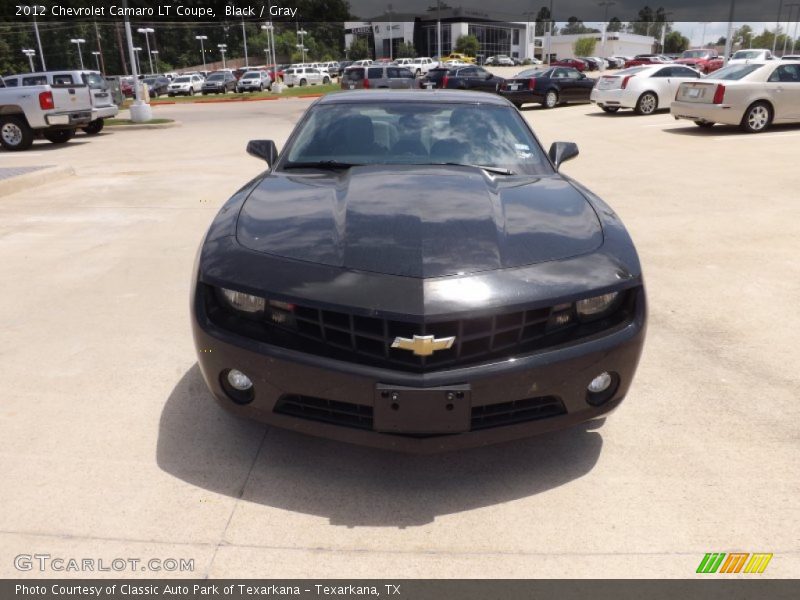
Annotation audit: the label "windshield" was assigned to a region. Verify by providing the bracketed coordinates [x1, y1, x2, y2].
[708, 64, 764, 80]
[174, 76, 191, 83]
[207, 74, 224, 81]
[682, 50, 709, 58]
[516, 68, 548, 78]
[732, 51, 763, 60]
[84, 73, 106, 89]
[615, 67, 650, 76]
[243, 72, 261, 78]
[282, 102, 551, 176]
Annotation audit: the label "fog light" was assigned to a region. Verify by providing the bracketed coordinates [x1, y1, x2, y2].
[227, 369, 253, 391]
[587, 372, 612, 393]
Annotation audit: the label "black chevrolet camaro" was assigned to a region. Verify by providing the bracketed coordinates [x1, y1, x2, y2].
[191, 90, 646, 452]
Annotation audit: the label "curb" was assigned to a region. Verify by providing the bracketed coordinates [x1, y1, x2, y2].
[0, 165, 74, 198]
[105, 120, 181, 130]
[125, 91, 333, 109]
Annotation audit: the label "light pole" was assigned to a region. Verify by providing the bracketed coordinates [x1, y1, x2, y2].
[22, 49, 36, 71]
[297, 29, 307, 64]
[659, 12, 673, 53]
[242, 18, 249, 66]
[773, 0, 784, 53]
[137, 27, 155, 74]
[598, 1, 615, 59]
[546, 0, 554, 65]
[793, 6, 800, 52]
[91, 51, 101, 71]
[723, 0, 736, 66]
[218, 44, 228, 69]
[70, 38, 86, 69]
[782, 4, 799, 55]
[699, 22, 709, 47]
[122, 0, 151, 122]
[32, 17, 46, 70]
[195, 35, 208, 71]
[261, 22, 277, 85]
[387, 4, 394, 60]
[150, 50, 159, 73]
[132, 47, 142, 74]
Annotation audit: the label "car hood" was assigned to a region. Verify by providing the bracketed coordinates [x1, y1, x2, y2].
[236, 165, 603, 278]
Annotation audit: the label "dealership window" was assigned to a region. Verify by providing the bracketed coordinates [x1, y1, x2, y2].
[422, 24, 451, 56]
[468, 24, 512, 57]
[513, 29, 520, 45]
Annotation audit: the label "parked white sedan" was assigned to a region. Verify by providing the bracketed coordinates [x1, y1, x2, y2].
[671, 61, 800, 133]
[591, 64, 702, 114]
[167, 74, 203, 96]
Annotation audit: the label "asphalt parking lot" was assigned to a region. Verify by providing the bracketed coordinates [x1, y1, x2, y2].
[0, 96, 798, 579]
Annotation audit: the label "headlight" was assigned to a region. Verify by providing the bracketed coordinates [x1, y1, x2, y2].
[576, 292, 620, 319]
[218, 288, 265, 315]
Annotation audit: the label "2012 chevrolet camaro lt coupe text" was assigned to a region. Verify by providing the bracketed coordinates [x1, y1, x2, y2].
[191, 90, 647, 452]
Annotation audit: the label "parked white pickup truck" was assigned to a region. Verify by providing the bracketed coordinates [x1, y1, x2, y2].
[0, 77, 92, 151]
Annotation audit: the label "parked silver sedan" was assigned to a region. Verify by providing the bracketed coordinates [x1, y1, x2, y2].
[671, 61, 800, 132]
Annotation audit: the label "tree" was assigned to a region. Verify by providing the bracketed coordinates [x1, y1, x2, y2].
[664, 31, 690, 54]
[573, 37, 597, 56]
[534, 6, 555, 37]
[734, 25, 754, 49]
[607, 18, 623, 33]
[396, 42, 417, 58]
[348, 38, 371, 60]
[562, 17, 599, 35]
[454, 35, 479, 57]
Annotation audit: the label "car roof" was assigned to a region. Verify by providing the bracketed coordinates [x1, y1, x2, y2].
[317, 89, 509, 106]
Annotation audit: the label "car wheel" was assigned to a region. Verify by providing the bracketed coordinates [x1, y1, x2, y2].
[299, 79, 307, 87]
[543, 90, 558, 109]
[43, 129, 75, 144]
[601, 106, 620, 113]
[694, 120, 714, 128]
[740, 101, 772, 133]
[634, 92, 658, 115]
[82, 119, 104, 135]
[323, 77, 330, 84]
[189, 88, 194, 96]
[0, 115, 34, 151]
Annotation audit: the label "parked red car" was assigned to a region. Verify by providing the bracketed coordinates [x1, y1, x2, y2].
[623, 54, 669, 68]
[674, 49, 723, 74]
[551, 58, 587, 72]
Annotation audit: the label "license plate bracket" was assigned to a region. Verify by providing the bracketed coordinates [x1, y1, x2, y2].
[374, 384, 471, 434]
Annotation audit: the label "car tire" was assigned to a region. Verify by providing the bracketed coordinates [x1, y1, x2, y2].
[543, 90, 559, 109]
[694, 120, 714, 128]
[299, 79, 307, 87]
[739, 101, 772, 133]
[323, 77, 330, 84]
[189, 88, 194, 96]
[82, 119, 104, 135]
[601, 106, 620, 113]
[43, 129, 75, 144]
[634, 92, 658, 115]
[0, 115, 34, 151]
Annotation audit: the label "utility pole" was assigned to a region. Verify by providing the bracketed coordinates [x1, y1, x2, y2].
[33, 16, 46, 70]
[123, 0, 152, 122]
[94, 21, 106, 75]
[115, 23, 128, 75]
[242, 17, 249, 66]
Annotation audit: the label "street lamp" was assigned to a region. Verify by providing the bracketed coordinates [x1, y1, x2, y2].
[659, 12, 673, 53]
[137, 27, 155, 74]
[22, 48, 36, 72]
[150, 50, 159, 73]
[70, 38, 86, 69]
[242, 17, 249, 66]
[297, 29, 307, 64]
[91, 51, 101, 71]
[597, 1, 616, 60]
[218, 43, 228, 69]
[387, 4, 394, 61]
[132, 47, 142, 74]
[195, 35, 208, 71]
[261, 22, 277, 85]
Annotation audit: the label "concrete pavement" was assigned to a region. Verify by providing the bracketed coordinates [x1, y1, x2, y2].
[0, 98, 797, 579]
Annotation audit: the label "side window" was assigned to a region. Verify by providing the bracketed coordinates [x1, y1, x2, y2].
[769, 65, 800, 82]
[461, 67, 477, 77]
[5, 78, 19, 87]
[565, 69, 580, 79]
[652, 67, 672, 77]
[552, 69, 566, 79]
[675, 67, 700, 78]
[398, 68, 414, 78]
[22, 76, 47, 86]
[52, 74, 75, 85]
[367, 67, 383, 79]
[387, 67, 400, 78]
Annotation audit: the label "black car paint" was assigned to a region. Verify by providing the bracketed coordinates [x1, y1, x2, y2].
[192, 90, 646, 451]
[501, 67, 596, 107]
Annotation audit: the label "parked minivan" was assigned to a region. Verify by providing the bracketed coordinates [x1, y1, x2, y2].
[3, 70, 118, 134]
[341, 65, 416, 90]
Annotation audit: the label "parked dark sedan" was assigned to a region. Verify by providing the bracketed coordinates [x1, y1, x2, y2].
[201, 71, 236, 94]
[191, 90, 646, 452]
[421, 65, 505, 92]
[501, 67, 596, 108]
[142, 75, 169, 98]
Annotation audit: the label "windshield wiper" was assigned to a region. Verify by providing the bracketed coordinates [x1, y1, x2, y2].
[283, 160, 361, 170]
[432, 162, 516, 175]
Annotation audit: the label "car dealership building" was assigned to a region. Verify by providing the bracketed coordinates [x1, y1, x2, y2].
[345, 8, 655, 62]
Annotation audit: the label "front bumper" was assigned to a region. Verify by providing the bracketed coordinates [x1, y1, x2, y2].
[670, 101, 741, 125]
[590, 88, 635, 109]
[192, 286, 646, 453]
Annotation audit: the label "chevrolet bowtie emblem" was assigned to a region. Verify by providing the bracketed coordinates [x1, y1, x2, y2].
[391, 334, 456, 357]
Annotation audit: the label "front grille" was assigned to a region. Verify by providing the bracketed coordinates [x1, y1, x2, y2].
[205, 286, 635, 373]
[273, 394, 566, 433]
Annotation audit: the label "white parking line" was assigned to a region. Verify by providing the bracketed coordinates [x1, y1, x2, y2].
[714, 132, 800, 140]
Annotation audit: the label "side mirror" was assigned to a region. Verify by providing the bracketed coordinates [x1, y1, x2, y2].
[579, 72, 587, 79]
[548, 141, 579, 170]
[486, 72, 493, 79]
[246, 140, 278, 167]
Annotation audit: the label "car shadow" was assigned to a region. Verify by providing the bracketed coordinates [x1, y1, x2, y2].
[582, 109, 670, 118]
[662, 122, 800, 137]
[157, 364, 605, 527]
[26, 140, 90, 151]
